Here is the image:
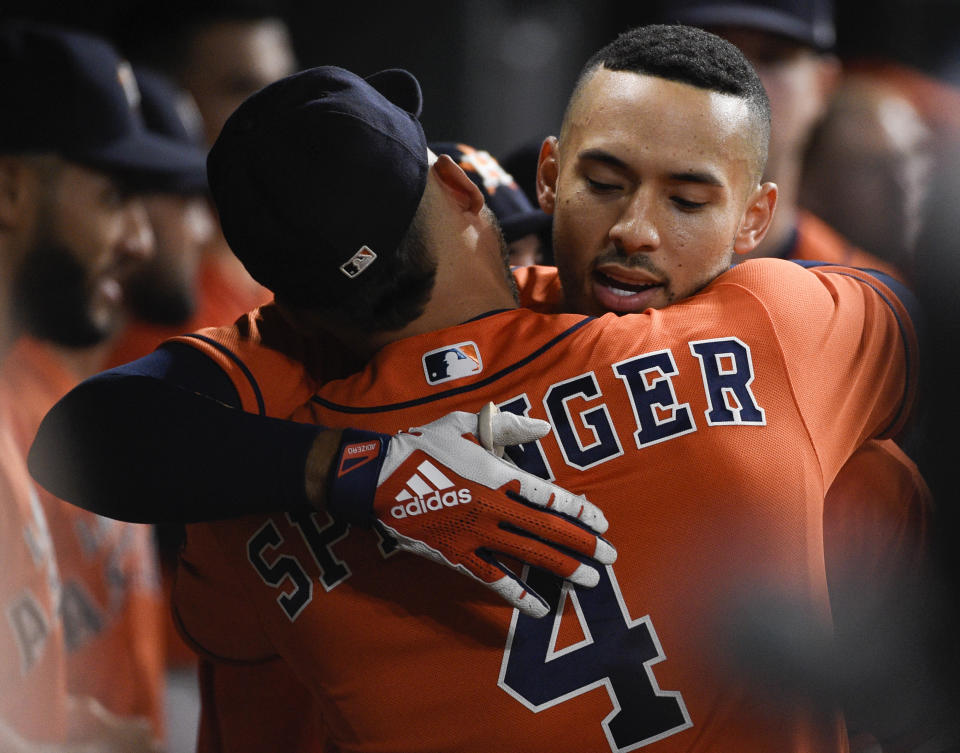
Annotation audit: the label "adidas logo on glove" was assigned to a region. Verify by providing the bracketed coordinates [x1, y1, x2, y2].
[391, 459, 472, 519]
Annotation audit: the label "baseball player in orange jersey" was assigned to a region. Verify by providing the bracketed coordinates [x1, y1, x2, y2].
[0, 21, 210, 750]
[174, 258, 916, 752]
[1, 338, 165, 737]
[160, 25, 920, 751]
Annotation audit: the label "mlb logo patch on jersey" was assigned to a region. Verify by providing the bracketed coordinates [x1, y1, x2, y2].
[422, 341, 483, 385]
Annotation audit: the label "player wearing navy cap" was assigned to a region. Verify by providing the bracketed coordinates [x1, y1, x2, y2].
[0, 21, 202, 750]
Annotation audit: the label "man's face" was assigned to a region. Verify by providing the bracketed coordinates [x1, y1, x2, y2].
[541, 69, 766, 316]
[182, 19, 297, 147]
[124, 194, 215, 325]
[14, 162, 153, 346]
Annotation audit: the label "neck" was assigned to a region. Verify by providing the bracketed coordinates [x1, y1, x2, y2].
[341, 237, 517, 359]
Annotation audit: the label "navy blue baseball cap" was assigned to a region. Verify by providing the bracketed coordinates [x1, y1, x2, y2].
[662, 0, 836, 51]
[133, 67, 208, 194]
[0, 22, 207, 185]
[430, 141, 551, 244]
[207, 65, 429, 308]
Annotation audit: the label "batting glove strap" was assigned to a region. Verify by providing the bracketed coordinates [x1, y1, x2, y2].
[327, 427, 391, 527]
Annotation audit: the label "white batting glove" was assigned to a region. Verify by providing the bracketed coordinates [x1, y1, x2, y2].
[327, 405, 616, 618]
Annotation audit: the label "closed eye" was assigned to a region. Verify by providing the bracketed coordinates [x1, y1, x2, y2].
[671, 197, 707, 209]
[587, 177, 622, 193]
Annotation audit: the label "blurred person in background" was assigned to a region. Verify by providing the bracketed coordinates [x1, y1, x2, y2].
[430, 141, 552, 266]
[0, 20, 207, 751]
[500, 134, 555, 264]
[100, 66, 218, 753]
[109, 68, 215, 363]
[110, 0, 299, 338]
[654, 0, 902, 278]
[801, 72, 932, 280]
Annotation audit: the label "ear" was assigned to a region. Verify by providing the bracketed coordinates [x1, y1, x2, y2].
[536, 137, 559, 215]
[431, 154, 485, 214]
[734, 182, 778, 255]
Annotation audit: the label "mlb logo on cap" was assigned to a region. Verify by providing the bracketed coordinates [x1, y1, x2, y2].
[422, 342, 483, 385]
[340, 246, 377, 279]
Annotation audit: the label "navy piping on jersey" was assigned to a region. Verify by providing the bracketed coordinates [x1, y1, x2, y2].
[310, 315, 596, 414]
[182, 333, 267, 416]
[793, 261, 917, 436]
[822, 270, 914, 437]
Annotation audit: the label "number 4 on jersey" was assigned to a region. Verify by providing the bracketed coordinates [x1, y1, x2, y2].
[498, 564, 691, 751]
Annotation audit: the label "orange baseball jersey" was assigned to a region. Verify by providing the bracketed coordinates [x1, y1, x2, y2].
[514, 264, 929, 542]
[2, 338, 166, 737]
[174, 258, 917, 752]
[0, 381, 69, 743]
[520, 260, 931, 750]
[166, 300, 363, 418]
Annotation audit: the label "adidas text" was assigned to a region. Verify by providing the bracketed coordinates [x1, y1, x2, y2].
[391, 489, 472, 519]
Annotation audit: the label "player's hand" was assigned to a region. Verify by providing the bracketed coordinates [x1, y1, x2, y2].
[327, 404, 616, 618]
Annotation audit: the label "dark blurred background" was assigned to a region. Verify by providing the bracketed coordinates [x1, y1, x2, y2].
[2, 0, 958, 157]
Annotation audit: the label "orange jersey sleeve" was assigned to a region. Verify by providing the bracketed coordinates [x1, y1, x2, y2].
[166, 303, 360, 417]
[175, 259, 916, 752]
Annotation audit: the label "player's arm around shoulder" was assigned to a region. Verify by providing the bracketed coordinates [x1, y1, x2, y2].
[719, 258, 919, 441]
[165, 302, 320, 417]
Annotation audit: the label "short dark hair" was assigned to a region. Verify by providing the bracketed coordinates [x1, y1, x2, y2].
[566, 24, 771, 179]
[279, 209, 437, 334]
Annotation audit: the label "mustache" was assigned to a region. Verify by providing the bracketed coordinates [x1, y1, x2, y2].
[592, 247, 664, 276]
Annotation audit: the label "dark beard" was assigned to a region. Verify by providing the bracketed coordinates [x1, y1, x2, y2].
[123, 265, 196, 327]
[12, 240, 112, 348]
[485, 205, 519, 303]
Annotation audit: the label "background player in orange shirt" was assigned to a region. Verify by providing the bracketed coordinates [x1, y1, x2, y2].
[0, 20, 212, 753]
[165, 25, 925, 749]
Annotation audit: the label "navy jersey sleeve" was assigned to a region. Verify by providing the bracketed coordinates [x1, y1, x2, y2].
[27, 343, 322, 523]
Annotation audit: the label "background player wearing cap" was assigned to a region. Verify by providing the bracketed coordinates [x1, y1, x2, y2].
[108, 0, 298, 347]
[430, 142, 552, 266]
[0, 21, 210, 750]
[109, 67, 216, 361]
[102, 69, 217, 749]
[33, 26, 924, 748]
